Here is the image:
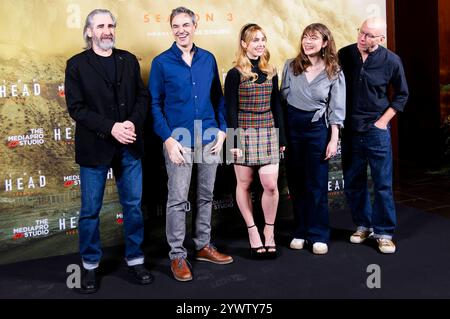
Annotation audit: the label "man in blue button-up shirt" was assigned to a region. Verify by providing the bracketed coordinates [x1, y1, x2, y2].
[149, 7, 233, 282]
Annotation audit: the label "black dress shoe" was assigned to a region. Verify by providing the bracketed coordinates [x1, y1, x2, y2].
[128, 264, 154, 285]
[78, 268, 98, 294]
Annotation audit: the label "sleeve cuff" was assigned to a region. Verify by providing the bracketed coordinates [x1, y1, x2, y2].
[100, 119, 116, 136]
[329, 121, 344, 128]
[161, 131, 172, 142]
[219, 124, 227, 133]
[390, 104, 404, 113]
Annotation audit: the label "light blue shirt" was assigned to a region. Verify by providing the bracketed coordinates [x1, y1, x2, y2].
[281, 58, 346, 127]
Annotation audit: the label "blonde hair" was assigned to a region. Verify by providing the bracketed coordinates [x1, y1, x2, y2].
[233, 23, 276, 82]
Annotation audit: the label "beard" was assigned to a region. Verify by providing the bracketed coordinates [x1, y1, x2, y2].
[92, 34, 115, 51]
[358, 41, 378, 53]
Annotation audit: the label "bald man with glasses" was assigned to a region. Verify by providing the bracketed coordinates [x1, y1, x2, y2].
[338, 18, 409, 254]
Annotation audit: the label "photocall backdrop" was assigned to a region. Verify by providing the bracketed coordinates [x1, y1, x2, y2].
[0, 0, 385, 265]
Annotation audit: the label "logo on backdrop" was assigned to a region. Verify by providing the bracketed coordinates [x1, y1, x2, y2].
[54, 123, 75, 145]
[328, 177, 344, 192]
[57, 84, 65, 97]
[3, 172, 47, 194]
[63, 175, 80, 188]
[6, 128, 45, 149]
[0, 80, 41, 99]
[59, 212, 79, 234]
[116, 213, 124, 224]
[144, 11, 234, 38]
[213, 194, 234, 210]
[143, 11, 234, 24]
[12, 219, 49, 239]
[61, 168, 113, 188]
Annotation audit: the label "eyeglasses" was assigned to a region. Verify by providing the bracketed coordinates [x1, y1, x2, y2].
[357, 28, 384, 39]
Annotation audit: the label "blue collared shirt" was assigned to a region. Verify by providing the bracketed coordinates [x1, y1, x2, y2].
[149, 42, 226, 147]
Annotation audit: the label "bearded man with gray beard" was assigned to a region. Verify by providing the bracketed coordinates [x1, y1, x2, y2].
[65, 9, 153, 293]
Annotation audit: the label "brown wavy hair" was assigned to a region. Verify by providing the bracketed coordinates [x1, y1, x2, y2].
[234, 23, 276, 81]
[290, 23, 340, 79]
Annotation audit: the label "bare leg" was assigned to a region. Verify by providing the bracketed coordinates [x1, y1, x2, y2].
[259, 164, 279, 251]
[234, 165, 264, 252]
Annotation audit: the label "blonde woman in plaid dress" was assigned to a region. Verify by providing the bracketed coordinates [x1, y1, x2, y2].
[224, 23, 286, 259]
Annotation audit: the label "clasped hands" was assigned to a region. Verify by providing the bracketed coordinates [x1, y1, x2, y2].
[111, 121, 136, 144]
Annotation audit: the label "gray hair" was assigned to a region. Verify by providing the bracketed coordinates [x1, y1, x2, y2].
[169, 7, 196, 26]
[83, 9, 117, 50]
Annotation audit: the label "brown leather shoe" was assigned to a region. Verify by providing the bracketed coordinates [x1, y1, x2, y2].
[170, 258, 193, 282]
[196, 244, 234, 264]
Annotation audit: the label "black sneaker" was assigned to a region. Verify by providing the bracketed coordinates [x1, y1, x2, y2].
[128, 264, 154, 285]
[78, 268, 98, 294]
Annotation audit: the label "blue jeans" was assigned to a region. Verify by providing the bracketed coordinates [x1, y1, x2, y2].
[287, 106, 330, 243]
[342, 125, 396, 239]
[79, 147, 145, 269]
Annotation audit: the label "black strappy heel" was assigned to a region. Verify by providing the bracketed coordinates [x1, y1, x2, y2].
[247, 224, 266, 259]
[264, 223, 277, 259]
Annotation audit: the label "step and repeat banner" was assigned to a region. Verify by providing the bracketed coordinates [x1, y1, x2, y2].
[0, 0, 385, 265]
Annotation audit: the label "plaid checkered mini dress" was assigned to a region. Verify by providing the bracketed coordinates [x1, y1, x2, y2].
[236, 79, 280, 166]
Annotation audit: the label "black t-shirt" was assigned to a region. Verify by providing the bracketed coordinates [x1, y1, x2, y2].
[97, 53, 117, 84]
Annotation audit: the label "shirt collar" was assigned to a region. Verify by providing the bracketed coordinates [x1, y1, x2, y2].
[353, 43, 383, 59]
[368, 45, 382, 56]
[170, 42, 198, 57]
